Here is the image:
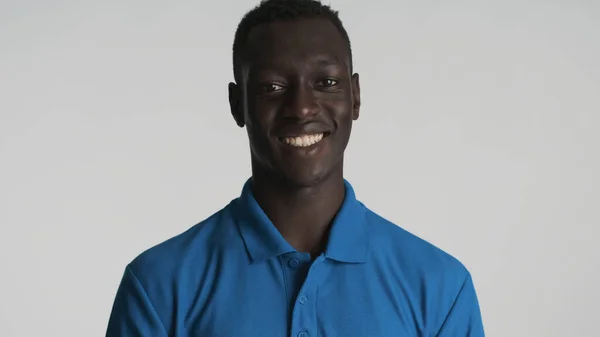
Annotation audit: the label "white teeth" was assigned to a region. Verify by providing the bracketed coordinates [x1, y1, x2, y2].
[282, 133, 324, 147]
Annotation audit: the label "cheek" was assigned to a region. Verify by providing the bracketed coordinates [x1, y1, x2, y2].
[247, 98, 278, 126]
[246, 108, 277, 151]
[245, 106, 269, 133]
[330, 103, 354, 127]
[331, 109, 354, 147]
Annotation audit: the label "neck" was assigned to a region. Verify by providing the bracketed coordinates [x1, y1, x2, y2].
[250, 164, 346, 257]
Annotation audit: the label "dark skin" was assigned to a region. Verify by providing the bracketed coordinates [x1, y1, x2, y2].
[228, 17, 361, 257]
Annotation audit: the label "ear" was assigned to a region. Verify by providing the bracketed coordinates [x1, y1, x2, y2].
[228, 82, 245, 127]
[351, 73, 361, 121]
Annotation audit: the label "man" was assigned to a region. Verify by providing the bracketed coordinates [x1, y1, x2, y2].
[106, 0, 485, 336]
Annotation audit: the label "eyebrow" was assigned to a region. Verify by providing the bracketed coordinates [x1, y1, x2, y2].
[251, 55, 347, 73]
[309, 55, 342, 66]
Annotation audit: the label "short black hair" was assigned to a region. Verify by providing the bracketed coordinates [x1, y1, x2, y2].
[232, 0, 353, 83]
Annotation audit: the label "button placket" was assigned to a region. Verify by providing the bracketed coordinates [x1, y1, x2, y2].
[290, 255, 325, 337]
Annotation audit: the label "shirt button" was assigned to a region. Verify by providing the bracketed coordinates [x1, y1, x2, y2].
[298, 332, 309, 337]
[288, 258, 300, 268]
[299, 295, 307, 304]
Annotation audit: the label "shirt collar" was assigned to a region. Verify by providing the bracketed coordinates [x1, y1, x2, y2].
[232, 178, 369, 264]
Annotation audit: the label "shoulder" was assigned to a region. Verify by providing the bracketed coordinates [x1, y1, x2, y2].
[110, 201, 244, 334]
[363, 206, 476, 331]
[126, 202, 237, 284]
[107, 203, 239, 335]
[364, 206, 469, 285]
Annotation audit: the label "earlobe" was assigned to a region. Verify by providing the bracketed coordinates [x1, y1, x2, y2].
[351, 73, 361, 120]
[228, 82, 245, 127]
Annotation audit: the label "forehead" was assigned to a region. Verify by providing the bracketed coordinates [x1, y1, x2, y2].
[244, 17, 350, 71]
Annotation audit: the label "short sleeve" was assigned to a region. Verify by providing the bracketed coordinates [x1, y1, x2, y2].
[106, 266, 168, 337]
[435, 273, 485, 337]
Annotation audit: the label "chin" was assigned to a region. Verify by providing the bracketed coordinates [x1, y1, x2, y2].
[288, 175, 326, 189]
[282, 166, 333, 189]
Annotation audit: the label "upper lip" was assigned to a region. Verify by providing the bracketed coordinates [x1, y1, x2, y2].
[274, 123, 332, 138]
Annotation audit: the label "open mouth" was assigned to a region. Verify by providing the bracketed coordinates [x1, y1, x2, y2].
[278, 132, 331, 148]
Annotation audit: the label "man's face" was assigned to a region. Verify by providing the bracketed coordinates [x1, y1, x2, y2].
[230, 17, 360, 187]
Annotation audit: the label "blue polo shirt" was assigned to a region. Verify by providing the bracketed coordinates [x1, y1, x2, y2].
[106, 179, 485, 336]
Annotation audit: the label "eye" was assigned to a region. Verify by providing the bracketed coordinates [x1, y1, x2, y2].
[261, 83, 285, 93]
[317, 78, 339, 87]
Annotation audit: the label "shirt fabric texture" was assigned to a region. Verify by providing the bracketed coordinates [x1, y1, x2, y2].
[106, 179, 485, 337]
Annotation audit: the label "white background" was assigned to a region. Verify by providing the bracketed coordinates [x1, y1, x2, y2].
[1, 0, 599, 336]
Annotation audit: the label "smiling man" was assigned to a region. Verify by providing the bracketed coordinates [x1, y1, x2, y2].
[106, 1, 485, 336]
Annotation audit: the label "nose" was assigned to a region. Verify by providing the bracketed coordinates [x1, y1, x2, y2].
[284, 84, 320, 120]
